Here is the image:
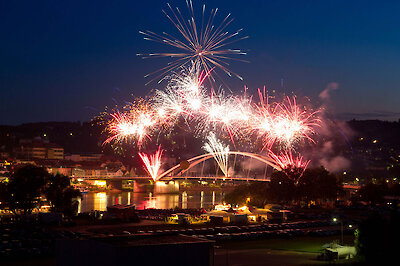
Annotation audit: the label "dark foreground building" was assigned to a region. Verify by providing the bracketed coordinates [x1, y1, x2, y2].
[57, 234, 214, 266]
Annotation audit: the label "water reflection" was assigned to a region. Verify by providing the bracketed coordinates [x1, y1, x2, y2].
[200, 191, 204, 208]
[212, 191, 215, 205]
[79, 190, 225, 213]
[182, 191, 187, 209]
[94, 192, 107, 211]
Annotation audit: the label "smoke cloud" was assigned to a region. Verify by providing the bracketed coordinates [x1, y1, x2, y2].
[240, 158, 267, 172]
[315, 141, 351, 173]
[319, 82, 339, 101]
[305, 82, 353, 173]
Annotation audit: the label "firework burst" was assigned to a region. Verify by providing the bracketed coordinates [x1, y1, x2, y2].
[138, 145, 164, 182]
[103, 111, 136, 145]
[194, 89, 251, 143]
[138, 0, 248, 84]
[99, 2, 325, 181]
[203, 132, 230, 177]
[268, 149, 310, 182]
[272, 96, 320, 147]
[251, 91, 320, 149]
[153, 62, 211, 123]
[104, 99, 157, 149]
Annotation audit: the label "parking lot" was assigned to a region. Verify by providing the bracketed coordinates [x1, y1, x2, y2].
[87, 220, 355, 241]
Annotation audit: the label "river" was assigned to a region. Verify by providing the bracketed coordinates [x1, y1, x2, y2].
[77, 189, 227, 213]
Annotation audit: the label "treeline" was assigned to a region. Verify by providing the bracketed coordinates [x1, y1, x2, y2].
[225, 167, 341, 207]
[226, 166, 400, 208]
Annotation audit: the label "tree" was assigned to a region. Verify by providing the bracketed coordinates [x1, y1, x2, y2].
[268, 166, 342, 205]
[355, 211, 400, 264]
[44, 173, 82, 217]
[226, 167, 342, 207]
[269, 170, 297, 204]
[224, 184, 251, 205]
[225, 182, 269, 207]
[6, 164, 49, 214]
[1, 164, 82, 217]
[298, 167, 342, 204]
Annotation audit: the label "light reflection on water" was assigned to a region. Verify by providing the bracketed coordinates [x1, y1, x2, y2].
[79, 190, 226, 213]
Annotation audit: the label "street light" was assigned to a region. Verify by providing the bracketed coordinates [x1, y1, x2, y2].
[333, 217, 343, 245]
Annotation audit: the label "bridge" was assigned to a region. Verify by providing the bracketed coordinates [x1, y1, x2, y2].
[74, 175, 270, 182]
[72, 151, 279, 183]
[157, 151, 280, 181]
[70, 149, 361, 193]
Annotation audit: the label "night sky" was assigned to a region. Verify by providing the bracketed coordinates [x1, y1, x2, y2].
[1, 0, 400, 125]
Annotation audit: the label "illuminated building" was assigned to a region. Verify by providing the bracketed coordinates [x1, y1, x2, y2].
[13, 138, 64, 160]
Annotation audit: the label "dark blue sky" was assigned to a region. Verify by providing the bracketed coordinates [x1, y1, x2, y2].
[1, 0, 400, 125]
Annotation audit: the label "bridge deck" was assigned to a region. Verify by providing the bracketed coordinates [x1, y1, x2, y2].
[72, 176, 270, 182]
